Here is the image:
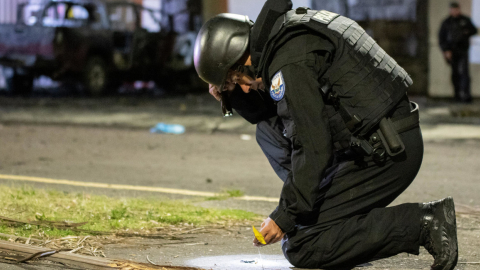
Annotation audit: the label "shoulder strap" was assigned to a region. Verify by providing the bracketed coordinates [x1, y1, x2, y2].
[250, 0, 293, 68]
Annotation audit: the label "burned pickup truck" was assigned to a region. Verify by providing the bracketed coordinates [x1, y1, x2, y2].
[0, 0, 198, 95]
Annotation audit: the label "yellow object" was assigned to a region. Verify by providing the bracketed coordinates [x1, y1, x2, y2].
[252, 226, 266, 245]
[67, 8, 74, 19]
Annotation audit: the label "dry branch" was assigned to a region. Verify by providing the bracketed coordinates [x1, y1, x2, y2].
[0, 233, 43, 243]
[0, 215, 87, 229]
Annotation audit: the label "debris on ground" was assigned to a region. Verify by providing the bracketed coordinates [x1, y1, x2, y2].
[150, 123, 186, 134]
[0, 240, 203, 270]
[0, 222, 257, 265]
[240, 259, 257, 264]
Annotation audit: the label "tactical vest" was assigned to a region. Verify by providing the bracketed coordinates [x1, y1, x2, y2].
[257, 9, 413, 150]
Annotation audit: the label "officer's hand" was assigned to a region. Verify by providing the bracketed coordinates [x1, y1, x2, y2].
[253, 218, 285, 247]
[209, 81, 236, 102]
[444, 51, 453, 63]
[209, 84, 222, 101]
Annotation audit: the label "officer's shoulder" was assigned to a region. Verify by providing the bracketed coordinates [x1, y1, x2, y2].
[443, 17, 452, 23]
[272, 29, 330, 58]
[269, 31, 307, 54]
[267, 32, 313, 75]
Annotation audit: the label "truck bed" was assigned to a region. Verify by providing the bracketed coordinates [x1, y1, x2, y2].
[0, 24, 56, 67]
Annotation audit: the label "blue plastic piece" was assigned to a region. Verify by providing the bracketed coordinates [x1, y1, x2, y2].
[150, 123, 185, 134]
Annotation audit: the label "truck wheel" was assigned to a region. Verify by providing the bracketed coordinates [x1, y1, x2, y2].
[83, 56, 108, 96]
[8, 68, 34, 96]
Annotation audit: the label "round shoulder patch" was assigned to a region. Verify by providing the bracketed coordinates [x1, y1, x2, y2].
[270, 71, 286, 101]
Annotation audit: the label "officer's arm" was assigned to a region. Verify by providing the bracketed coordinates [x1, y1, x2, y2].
[228, 85, 277, 124]
[269, 56, 333, 233]
[439, 20, 450, 51]
[466, 18, 478, 36]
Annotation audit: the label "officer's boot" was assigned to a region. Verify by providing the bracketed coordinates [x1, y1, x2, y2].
[419, 197, 458, 270]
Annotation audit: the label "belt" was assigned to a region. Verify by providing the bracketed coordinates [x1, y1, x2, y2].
[375, 101, 420, 157]
[390, 101, 420, 134]
[338, 102, 420, 162]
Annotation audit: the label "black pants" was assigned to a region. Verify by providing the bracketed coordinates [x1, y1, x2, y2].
[451, 51, 472, 102]
[256, 117, 424, 269]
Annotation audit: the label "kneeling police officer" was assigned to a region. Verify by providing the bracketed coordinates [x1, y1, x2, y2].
[194, 1, 458, 269]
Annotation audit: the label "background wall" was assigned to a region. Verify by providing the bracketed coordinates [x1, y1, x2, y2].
[471, 0, 480, 64]
[0, 0, 24, 24]
[429, 0, 480, 97]
[358, 1, 429, 96]
[202, 0, 228, 21]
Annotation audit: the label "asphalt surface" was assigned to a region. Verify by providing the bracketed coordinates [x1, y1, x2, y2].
[0, 95, 480, 269]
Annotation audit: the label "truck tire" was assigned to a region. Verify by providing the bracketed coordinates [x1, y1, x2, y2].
[8, 68, 34, 96]
[83, 56, 108, 96]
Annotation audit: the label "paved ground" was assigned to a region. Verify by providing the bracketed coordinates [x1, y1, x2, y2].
[0, 95, 480, 269]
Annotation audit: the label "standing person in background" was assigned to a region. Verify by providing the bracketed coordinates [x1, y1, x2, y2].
[439, 2, 478, 103]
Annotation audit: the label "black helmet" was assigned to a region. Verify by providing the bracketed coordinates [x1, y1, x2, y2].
[194, 13, 253, 89]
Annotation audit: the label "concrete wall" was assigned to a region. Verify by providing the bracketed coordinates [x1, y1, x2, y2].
[429, 0, 480, 97]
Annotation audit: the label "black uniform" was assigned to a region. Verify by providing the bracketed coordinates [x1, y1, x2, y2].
[229, 8, 424, 269]
[439, 14, 477, 102]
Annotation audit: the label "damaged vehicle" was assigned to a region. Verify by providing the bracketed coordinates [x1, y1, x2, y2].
[0, 0, 198, 95]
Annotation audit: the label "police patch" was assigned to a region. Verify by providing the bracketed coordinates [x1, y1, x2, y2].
[270, 71, 285, 101]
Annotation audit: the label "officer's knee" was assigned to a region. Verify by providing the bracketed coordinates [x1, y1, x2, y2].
[284, 249, 321, 268]
[282, 241, 321, 268]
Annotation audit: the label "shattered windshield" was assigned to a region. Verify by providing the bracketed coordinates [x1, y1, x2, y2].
[20, 2, 95, 27]
[108, 4, 163, 33]
[140, 8, 162, 32]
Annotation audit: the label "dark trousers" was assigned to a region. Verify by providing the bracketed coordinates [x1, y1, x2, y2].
[451, 51, 472, 102]
[256, 117, 424, 269]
